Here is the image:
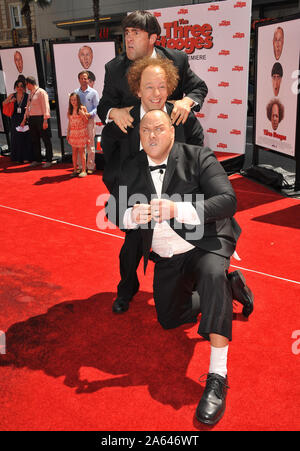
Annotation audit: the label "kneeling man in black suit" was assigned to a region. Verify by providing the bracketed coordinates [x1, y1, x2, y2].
[106, 110, 251, 425]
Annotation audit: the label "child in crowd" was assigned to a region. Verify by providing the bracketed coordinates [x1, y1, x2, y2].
[67, 93, 89, 177]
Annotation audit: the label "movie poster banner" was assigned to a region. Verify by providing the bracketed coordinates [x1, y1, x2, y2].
[51, 41, 115, 137]
[0, 46, 39, 96]
[255, 16, 300, 157]
[149, 0, 252, 154]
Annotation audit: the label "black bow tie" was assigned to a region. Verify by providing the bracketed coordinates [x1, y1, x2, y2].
[149, 164, 167, 172]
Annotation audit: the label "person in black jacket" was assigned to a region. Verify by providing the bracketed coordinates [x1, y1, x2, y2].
[106, 109, 244, 425]
[3, 78, 33, 163]
[101, 56, 204, 313]
[97, 10, 208, 132]
[101, 56, 253, 319]
[101, 56, 204, 192]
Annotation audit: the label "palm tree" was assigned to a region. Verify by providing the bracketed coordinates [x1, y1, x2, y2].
[93, 0, 100, 41]
[21, 0, 52, 45]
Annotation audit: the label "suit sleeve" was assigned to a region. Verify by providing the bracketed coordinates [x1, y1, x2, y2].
[183, 112, 204, 147]
[193, 148, 237, 223]
[101, 121, 125, 162]
[101, 122, 129, 193]
[105, 163, 134, 231]
[97, 63, 122, 123]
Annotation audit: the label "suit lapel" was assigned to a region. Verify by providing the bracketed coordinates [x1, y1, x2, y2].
[138, 150, 157, 196]
[129, 105, 141, 157]
[165, 102, 173, 116]
[137, 150, 156, 273]
[166, 102, 186, 143]
[161, 144, 179, 195]
[137, 144, 179, 197]
[137, 144, 179, 273]
[154, 47, 163, 58]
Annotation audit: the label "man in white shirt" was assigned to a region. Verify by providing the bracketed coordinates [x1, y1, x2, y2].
[21, 76, 53, 168]
[75, 71, 99, 174]
[106, 109, 243, 425]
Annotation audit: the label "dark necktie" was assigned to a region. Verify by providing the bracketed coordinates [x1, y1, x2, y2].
[149, 164, 167, 172]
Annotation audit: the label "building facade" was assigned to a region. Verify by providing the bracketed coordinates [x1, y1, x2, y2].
[34, 0, 300, 43]
[1, 1, 299, 48]
[0, 0, 37, 47]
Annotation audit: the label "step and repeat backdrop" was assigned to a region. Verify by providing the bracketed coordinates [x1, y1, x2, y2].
[0, 1, 253, 156]
[51, 41, 116, 138]
[255, 15, 300, 158]
[0, 45, 42, 138]
[150, 0, 252, 154]
[0, 45, 40, 95]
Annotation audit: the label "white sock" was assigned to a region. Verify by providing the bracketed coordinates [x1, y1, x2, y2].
[209, 345, 228, 378]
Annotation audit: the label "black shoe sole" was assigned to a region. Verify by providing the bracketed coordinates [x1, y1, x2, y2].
[112, 306, 129, 314]
[112, 299, 130, 314]
[195, 405, 226, 426]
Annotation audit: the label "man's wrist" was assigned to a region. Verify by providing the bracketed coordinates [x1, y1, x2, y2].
[175, 202, 201, 225]
[108, 108, 116, 120]
[123, 207, 138, 229]
[183, 96, 195, 108]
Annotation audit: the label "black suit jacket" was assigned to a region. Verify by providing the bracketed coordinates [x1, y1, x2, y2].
[107, 142, 241, 270]
[101, 102, 204, 193]
[97, 45, 208, 123]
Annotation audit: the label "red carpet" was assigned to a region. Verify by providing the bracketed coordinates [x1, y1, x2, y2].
[214, 151, 240, 161]
[0, 156, 299, 431]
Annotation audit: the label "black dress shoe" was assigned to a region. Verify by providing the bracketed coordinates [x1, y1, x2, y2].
[228, 270, 254, 318]
[196, 373, 229, 425]
[112, 297, 131, 313]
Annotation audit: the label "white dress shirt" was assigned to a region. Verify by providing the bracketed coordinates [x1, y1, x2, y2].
[123, 154, 201, 258]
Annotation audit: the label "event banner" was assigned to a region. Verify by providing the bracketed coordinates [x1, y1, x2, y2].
[255, 16, 300, 157]
[0, 46, 39, 96]
[149, 0, 252, 154]
[51, 41, 115, 137]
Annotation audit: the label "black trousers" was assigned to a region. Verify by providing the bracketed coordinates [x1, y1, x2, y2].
[117, 229, 143, 300]
[152, 248, 233, 341]
[28, 115, 53, 162]
[117, 231, 232, 340]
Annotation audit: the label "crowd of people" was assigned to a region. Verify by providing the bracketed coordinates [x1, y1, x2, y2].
[3, 69, 99, 176]
[2, 10, 254, 426]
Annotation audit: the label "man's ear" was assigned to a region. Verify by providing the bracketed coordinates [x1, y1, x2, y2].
[149, 34, 158, 46]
